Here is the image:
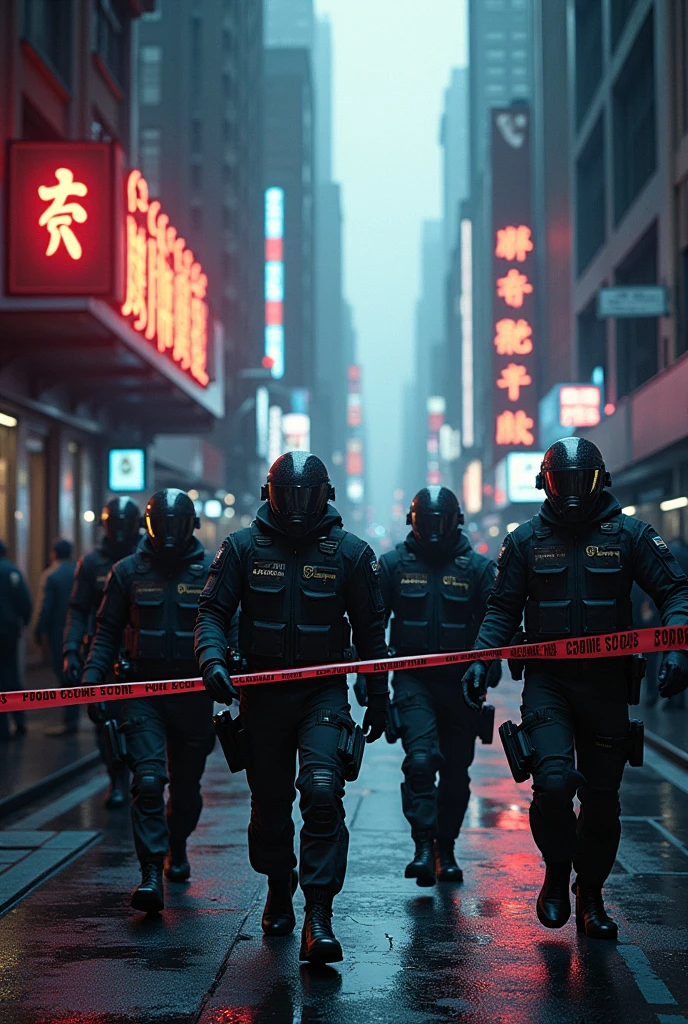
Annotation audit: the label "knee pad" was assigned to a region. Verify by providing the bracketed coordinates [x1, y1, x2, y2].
[133, 773, 166, 814]
[403, 749, 442, 783]
[532, 759, 585, 821]
[302, 767, 338, 835]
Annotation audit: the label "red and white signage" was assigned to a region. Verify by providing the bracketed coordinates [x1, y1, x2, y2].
[559, 385, 601, 428]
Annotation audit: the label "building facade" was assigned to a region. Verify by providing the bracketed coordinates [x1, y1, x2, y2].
[0, 0, 223, 602]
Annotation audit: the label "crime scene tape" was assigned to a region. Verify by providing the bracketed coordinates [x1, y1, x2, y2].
[0, 625, 687, 714]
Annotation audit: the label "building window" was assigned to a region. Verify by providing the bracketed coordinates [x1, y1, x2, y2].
[577, 301, 607, 382]
[24, 0, 72, 87]
[575, 0, 602, 126]
[140, 128, 161, 196]
[93, 0, 128, 87]
[140, 45, 162, 105]
[613, 12, 656, 223]
[576, 115, 606, 273]
[611, 0, 636, 48]
[615, 223, 658, 397]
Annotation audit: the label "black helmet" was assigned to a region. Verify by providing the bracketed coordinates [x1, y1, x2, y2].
[101, 497, 141, 554]
[144, 488, 199, 556]
[407, 486, 464, 548]
[261, 452, 335, 537]
[536, 437, 611, 522]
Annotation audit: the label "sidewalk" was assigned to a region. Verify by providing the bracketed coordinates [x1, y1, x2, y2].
[0, 664, 100, 813]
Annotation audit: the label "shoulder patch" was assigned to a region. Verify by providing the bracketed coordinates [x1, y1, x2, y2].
[497, 537, 512, 566]
[202, 539, 232, 599]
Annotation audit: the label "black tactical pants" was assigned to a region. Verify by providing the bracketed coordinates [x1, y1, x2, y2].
[0, 634, 25, 738]
[240, 677, 352, 896]
[521, 668, 630, 886]
[124, 692, 215, 865]
[392, 669, 479, 840]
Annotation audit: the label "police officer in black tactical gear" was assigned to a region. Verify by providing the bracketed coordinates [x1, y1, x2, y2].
[84, 489, 216, 914]
[0, 541, 32, 741]
[63, 497, 141, 806]
[194, 452, 389, 966]
[463, 438, 688, 939]
[362, 486, 498, 887]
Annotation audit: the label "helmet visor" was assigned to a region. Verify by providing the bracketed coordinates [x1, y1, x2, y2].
[544, 469, 602, 501]
[145, 514, 195, 553]
[268, 483, 330, 520]
[411, 511, 459, 546]
[103, 513, 139, 547]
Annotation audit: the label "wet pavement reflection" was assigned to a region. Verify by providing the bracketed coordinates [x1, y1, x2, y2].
[0, 678, 687, 1023]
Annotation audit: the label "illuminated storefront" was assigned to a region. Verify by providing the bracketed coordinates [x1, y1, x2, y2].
[0, 141, 224, 579]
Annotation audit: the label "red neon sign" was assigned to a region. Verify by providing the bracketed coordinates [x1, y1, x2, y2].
[559, 385, 601, 428]
[121, 170, 209, 388]
[7, 142, 118, 295]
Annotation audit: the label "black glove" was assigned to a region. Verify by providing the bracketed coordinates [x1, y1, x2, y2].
[63, 651, 83, 686]
[462, 661, 488, 712]
[658, 650, 688, 698]
[486, 660, 502, 689]
[362, 692, 388, 744]
[88, 701, 108, 725]
[353, 674, 368, 707]
[203, 660, 239, 704]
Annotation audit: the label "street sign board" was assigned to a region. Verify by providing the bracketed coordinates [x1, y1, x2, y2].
[597, 286, 669, 318]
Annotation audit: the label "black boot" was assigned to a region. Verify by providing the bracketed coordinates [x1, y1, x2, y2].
[130, 863, 164, 913]
[262, 869, 298, 936]
[104, 771, 128, 809]
[536, 863, 571, 928]
[575, 880, 618, 940]
[164, 841, 190, 882]
[299, 888, 343, 964]
[404, 831, 436, 887]
[434, 838, 463, 883]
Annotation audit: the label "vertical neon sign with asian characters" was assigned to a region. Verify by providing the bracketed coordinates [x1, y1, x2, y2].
[491, 109, 537, 452]
[264, 187, 285, 379]
[121, 169, 209, 387]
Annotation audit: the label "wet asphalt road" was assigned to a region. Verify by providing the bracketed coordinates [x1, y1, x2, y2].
[0, 678, 687, 1024]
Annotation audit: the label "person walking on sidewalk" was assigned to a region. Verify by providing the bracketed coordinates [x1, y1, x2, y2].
[35, 540, 76, 737]
[0, 540, 32, 741]
[83, 489, 215, 914]
[358, 486, 499, 887]
[63, 497, 141, 807]
[195, 452, 390, 966]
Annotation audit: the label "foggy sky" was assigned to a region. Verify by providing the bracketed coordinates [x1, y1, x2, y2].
[315, 0, 468, 523]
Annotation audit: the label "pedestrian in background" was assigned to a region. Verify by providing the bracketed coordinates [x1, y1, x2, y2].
[35, 539, 77, 737]
[0, 540, 32, 741]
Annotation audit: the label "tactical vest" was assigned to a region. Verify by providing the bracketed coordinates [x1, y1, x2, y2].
[387, 542, 480, 655]
[124, 551, 211, 668]
[238, 523, 353, 668]
[523, 513, 635, 639]
[86, 549, 115, 640]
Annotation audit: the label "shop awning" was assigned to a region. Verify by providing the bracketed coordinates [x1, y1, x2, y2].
[0, 295, 224, 435]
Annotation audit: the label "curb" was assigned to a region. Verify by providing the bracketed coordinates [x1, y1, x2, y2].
[0, 751, 101, 820]
[644, 728, 688, 772]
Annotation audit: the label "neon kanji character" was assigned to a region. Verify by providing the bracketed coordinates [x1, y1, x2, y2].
[495, 409, 535, 446]
[190, 262, 209, 387]
[495, 224, 533, 262]
[121, 214, 147, 331]
[38, 167, 88, 260]
[173, 246, 193, 371]
[496, 268, 533, 309]
[494, 318, 533, 356]
[497, 363, 532, 402]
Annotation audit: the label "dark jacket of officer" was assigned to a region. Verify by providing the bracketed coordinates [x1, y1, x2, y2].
[194, 502, 389, 691]
[379, 531, 496, 658]
[84, 535, 212, 683]
[0, 552, 32, 640]
[474, 492, 688, 669]
[37, 559, 76, 675]
[63, 541, 122, 658]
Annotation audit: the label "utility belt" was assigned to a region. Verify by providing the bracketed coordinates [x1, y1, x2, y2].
[214, 706, 366, 781]
[499, 716, 645, 784]
[507, 631, 646, 703]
